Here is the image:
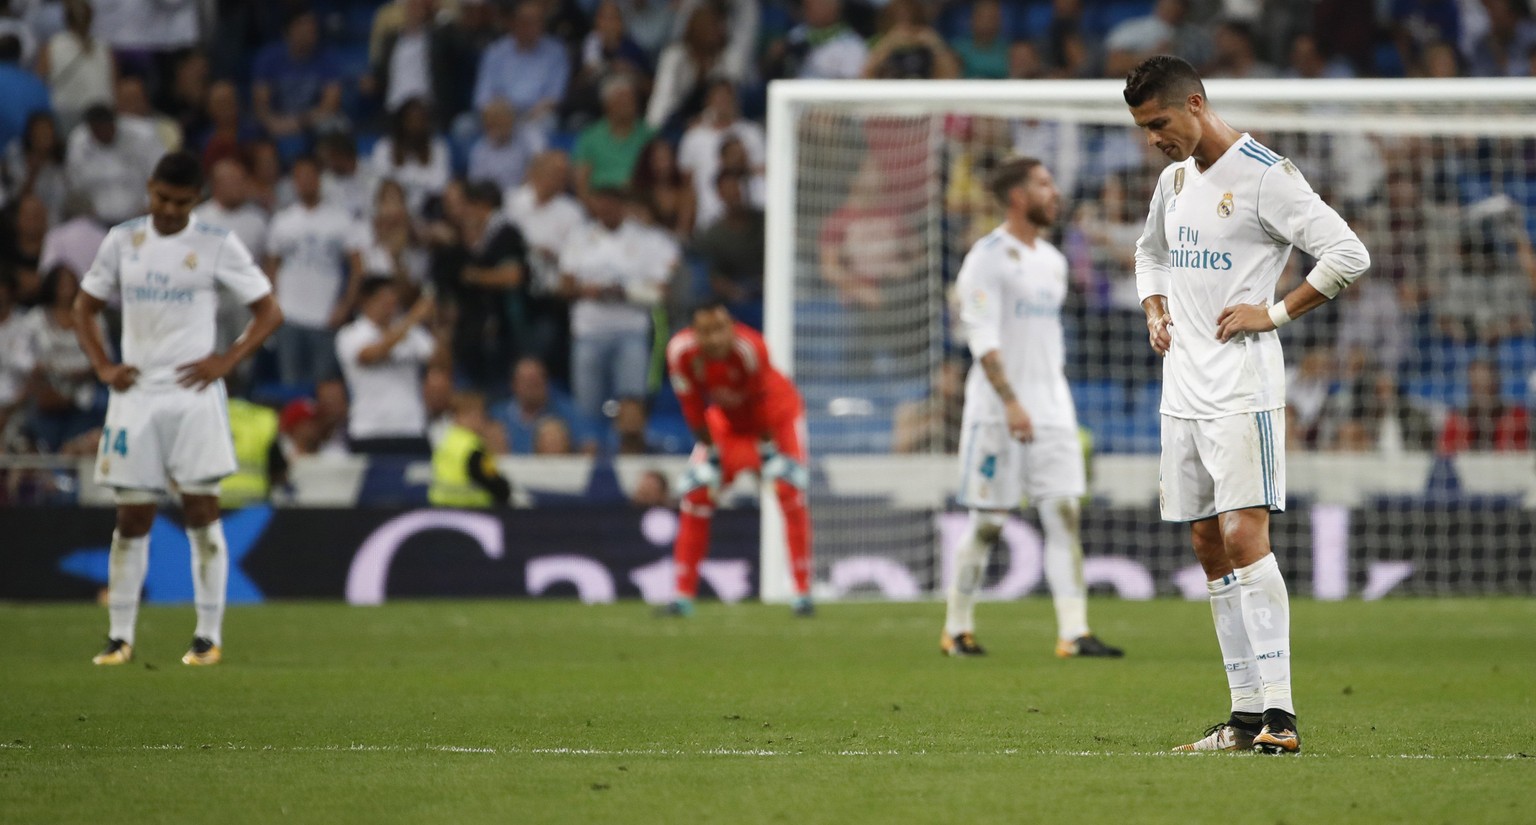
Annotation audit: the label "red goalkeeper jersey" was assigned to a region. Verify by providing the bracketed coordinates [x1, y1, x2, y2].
[666, 323, 800, 435]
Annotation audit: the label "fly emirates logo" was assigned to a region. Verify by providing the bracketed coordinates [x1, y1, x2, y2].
[1170, 226, 1233, 271]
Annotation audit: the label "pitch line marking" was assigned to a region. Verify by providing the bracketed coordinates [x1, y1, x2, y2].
[0, 743, 1529, 761]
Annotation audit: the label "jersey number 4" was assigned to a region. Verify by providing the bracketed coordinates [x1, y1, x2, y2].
[100, 427, 128, 457]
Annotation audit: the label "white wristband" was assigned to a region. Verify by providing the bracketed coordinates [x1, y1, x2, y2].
[1268, 301, 1292, 329]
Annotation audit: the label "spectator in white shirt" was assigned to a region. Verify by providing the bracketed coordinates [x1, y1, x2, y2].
[90, 0, 199, 55]
[356, 178, 430, 296]
[678, 78, 765, 232]
[21, 266, 103, 451]
[559, 186, 675, 421]
[37, 0, 114, 134]
[318, 131, 380, 221]
[113, 74, 180, 152]
[335, 277, 437, 455]
[0, 273, 29, 440]
[468, 98, 545, 193]
[646, 4, 736, 131]
[65, 104, 160, 226]
[197, 158, 271, 361]
[371, 96, 451, 219]
[668, 0, 758, 81]
[505, 149, 584, 374]
[38, 192, 104, 296]
[266, 155, 364, 387]
[764, 0, 868, 80]
[4, 111, 69, 224]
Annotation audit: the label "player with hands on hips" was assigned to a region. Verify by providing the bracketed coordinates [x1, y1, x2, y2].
[74, 151, 284, 667]
[1126, 56, 1369, 754]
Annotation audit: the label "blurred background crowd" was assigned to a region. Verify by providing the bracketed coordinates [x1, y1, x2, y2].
[1, 0, 1534, 490]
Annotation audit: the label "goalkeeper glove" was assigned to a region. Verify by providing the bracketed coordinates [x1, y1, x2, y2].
[678, 446, 722, 496]
[759, 440, 808, 490]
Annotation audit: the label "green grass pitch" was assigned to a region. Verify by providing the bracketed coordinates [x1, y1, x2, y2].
[2, 598, 1533, 824]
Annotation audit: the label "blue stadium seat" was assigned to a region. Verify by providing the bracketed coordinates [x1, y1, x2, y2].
[1015, 3, 1056, 40]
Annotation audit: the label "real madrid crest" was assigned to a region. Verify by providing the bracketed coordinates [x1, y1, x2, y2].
[1217, 192, 1234, 218]
[131, 231, 146, 248]
[1005, 247, 1020, 261]
[184, 252, 198, 270]
[1173, 168, 1185, 195]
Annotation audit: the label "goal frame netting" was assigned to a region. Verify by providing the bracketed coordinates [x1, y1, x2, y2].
[760, 78, 1536, 602]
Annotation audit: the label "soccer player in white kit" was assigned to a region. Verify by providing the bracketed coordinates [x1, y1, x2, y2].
[73, 151, 284, 666]
[941, 157, 1124, 660]
[1124, 57, 1370, 753]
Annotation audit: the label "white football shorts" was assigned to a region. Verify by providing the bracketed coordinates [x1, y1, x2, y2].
[1159, 409, 1285, 523]
[957, 423, 1085, 510]
[94, 382, 236, 495]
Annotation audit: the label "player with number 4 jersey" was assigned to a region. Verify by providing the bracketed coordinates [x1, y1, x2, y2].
[74, 151, 283, 668]
[660, 301, 813, 618]
[944, 157, 1123, 660]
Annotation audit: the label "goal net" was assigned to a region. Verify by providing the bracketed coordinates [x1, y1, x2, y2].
[762, 78, 1536, 602]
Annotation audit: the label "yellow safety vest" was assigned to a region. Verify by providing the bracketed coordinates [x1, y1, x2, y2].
[429, 424, 495, 508]
[222, 399, 279, 507]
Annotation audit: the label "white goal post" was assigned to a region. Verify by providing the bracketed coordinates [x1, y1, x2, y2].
[761, 78, 1536, 603]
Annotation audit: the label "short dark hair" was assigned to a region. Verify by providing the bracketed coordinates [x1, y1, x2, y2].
[289, 153, 321, 172]
[988, 156, 1042, 206]
[691, 297, 731, 319]
[319, 131, 358, 159]
[150, 151, 204, 190]
[1122, 55, 1206, 108]
[358, 276, 397, 303]
[464, 179, 503, 208]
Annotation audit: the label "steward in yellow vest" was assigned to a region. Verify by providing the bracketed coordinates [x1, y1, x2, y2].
[221, 398, 284, 507]
[429, 392, 512, 508]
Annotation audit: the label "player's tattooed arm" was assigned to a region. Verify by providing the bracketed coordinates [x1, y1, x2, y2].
[979, 351, 1015, 403]
[980, 351, 1033, 442]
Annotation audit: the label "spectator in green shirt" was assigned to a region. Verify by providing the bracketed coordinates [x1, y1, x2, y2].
[950, 0, 1010, 79]
[572, 74, 655, 201]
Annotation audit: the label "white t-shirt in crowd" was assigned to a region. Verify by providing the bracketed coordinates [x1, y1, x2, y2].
[80, 216, 273, 391]
[559, 218, 677, 338]
[196, 202, 270, 261]
[267, 200, 359, 329]
[335, 317, 434, 439]
[66, 120, 162, 226]
[0, 308, 34, 407]
[955, 225, 1077, 431]
[370, 137, 451, 217]
[322, 162, 382, 221]
[386, 29, 433, 113]
[505, 184, 585, 294]
[678, 118, 766, 230]
[91, 0, 200, 50]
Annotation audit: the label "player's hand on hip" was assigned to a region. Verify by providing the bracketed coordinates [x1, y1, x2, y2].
[1215, 303, 1275, 343]
[97, 363, 140, 391]
[1005, 400, 1034, 443]
[176, 353, 233, 390]
[1147, 314, 1174, 356]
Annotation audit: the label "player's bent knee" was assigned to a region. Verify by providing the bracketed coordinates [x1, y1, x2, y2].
[115, 503, 157, 538]
[973, 511, 1006, 544]
[181, 492, 221, 528]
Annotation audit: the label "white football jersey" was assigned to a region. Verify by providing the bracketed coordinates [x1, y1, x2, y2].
[267, 201, 359, 329]
[1135, 134, 1367, 419]
[955, 226, 1077, 430]
[81, 216, 272, 391]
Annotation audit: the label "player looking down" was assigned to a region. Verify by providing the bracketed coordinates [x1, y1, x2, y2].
[74, 151, 284, 666]
[1126, 56, 1370, 754]
[660, 301, 814, 617]
[944, 155, 1123, 661]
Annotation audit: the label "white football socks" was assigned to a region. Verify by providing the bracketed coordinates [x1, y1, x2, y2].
[1208, 573, 1263, 715]
[1236, 553, 1294, 715]
[107, 531, 150, 645]
[1039, 498, 1089, 642]
[944, 511, 1003, 636]
[186, 521, 229, 647]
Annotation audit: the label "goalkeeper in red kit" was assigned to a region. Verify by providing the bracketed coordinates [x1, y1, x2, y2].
[658, 301, 814, 617]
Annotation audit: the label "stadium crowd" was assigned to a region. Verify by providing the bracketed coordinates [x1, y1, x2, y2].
[0, 0, 1534, 488]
